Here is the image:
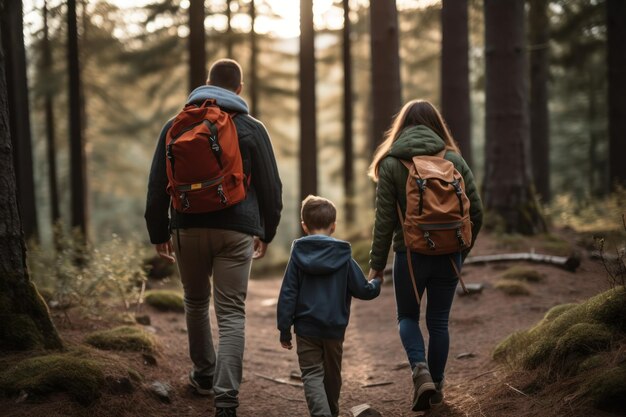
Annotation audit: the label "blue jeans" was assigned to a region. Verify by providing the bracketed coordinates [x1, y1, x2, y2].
[393, 251, 460, 383]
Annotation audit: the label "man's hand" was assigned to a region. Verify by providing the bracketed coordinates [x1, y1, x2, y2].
[253, 237, 268, 259]
[155, 240, 176, 264]
[280, 340, 293, 350]
[368, 268, 384, 284]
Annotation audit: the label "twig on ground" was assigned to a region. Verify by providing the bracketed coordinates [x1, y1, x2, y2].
[505, 383, 529, 397]
[254, 373, 303, 388]
[361, 381, 394, 388]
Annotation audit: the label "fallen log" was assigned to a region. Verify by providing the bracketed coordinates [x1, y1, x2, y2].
[464, 252, 580, 272]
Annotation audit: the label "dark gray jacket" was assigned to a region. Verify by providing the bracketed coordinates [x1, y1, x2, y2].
[145, 85, 283, 244]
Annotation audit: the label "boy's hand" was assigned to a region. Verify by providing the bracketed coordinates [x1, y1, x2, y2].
[280, 340, 293, 350]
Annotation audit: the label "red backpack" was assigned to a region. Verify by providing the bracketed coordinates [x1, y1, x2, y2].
[165, 99, 247, 213]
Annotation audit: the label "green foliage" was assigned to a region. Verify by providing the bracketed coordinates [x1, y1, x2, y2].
[501, 266, 545, 283]
[144, 290, 184, 312]
[350, 239, 372, 273]
[493, 287, 626, 375]
[0, 350, 106, 405]
[494, 279, 531, 296]
[28, 231, 148, 315]
[85, 326, 157, 353]
[546, 188, 626, 232]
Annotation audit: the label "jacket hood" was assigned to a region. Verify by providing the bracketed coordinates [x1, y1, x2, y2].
[291, 235, 352, 275]
[187, 85, 249, 114]
[388, 125, 446, 159]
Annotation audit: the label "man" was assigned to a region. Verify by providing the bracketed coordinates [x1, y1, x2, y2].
[145, 59, 283, 417]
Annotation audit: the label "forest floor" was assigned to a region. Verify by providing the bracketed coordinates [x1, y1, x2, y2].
[1, 230, 623, 417]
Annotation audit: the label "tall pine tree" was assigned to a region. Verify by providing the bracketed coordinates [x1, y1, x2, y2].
[607, 0, 626, 187]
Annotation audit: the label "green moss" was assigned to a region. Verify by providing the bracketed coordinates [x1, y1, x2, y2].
[0, 352, 105, 405]
[554, 323, 613, 361]
[585, 287, 626, 331]
[492, 330, 530, 363]
[144, 290, 184, 312]
[0, 314, 45, 350]
[576, 354, 606, 375]
[501, 266, 545, 283]
[522, 337, 557, 369]
[495, 279, 531, 296]
[544, 303, 578, 321]
[85, 326, 157, 352]
[585, 364, 626, 413]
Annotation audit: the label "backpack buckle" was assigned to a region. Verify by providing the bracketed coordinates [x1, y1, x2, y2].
[180, 192, 190, 211]
[456, 228, 467, 248]
[217, 184, 228, 205]
[424, 231, 436, 250]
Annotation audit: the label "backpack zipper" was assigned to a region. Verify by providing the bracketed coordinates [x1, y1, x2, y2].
[418, 221, 464, 231]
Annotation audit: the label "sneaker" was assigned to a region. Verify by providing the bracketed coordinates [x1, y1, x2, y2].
[189, 370, 214, 396]
[215, 407, 237, 417]
[411, 362, 436, 411]
[430, 379, 444, 406]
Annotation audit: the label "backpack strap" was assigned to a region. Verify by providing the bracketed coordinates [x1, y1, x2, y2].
[449, 256, 468, 294]
[396, 202, 422, 305]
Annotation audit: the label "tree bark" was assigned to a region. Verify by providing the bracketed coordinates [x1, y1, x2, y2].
[249, 0, 258, 116]
[226, 0, 233, 58]
[342, 0, 354, 225]
[483, 0, 545, 234]
[0, 6, 63, 350]
[529, 0, 550, 202]
[43, 0, 61, 229]
[0, 0, 38, 240]
[188, 0, 207, 92]
[607, 0, 626, 187]
[67, 0, 88, 240]
[370, 0, 401, 153]
[441, 0, 472, 167]
[299, 0, 317, 203]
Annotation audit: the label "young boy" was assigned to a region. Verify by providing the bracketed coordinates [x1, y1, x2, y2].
[277, 195, 383, 417]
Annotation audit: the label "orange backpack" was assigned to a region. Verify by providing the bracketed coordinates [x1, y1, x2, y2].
[165, 99, 247, 213]
[396, 150, 472, 301]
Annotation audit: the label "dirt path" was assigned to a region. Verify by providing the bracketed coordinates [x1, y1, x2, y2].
[2, 233, 617, 417]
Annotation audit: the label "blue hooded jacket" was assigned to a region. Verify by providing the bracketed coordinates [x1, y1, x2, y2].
[277, 235, 381, 341]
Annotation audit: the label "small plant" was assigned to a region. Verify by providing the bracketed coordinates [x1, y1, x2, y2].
[596, 214, 626, 289]
[501, 266, 545, 283]
[144, 290, 184, 312]
[494, 279, 531, 296]
[28, 228, 149, 319]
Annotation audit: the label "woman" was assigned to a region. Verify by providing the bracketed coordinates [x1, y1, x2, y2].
[367, 100, 483, 411]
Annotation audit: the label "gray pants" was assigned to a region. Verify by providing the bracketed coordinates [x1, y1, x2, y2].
[173, 228, 253, 408]
[296, 335, 344, 417]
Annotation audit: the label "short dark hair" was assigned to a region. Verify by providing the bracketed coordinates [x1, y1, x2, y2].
[301, 195, 337, 230]
[208, 59, 242, 91]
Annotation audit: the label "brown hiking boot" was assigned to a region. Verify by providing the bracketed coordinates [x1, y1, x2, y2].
[412, 362, 436, 411]
[430, 379, 444, 406]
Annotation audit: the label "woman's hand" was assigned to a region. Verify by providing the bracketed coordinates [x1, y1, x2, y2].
[368, 268, 384, 283]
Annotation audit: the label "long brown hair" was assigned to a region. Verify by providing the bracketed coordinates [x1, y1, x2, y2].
[367, 99, 461, 181]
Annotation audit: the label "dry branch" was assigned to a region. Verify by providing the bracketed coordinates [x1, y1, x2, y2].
[464, 252, 580, 272]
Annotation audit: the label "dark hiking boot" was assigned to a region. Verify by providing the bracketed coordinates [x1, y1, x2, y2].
[189, 370, 214, 396]
[430, 379, 444, 406]
[411, 362, 436, 411]
[215, 407, 237, 417]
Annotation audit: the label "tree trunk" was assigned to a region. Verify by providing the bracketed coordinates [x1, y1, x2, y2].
[226, 0, 233, 58]
[342, 0, 354, 225]
[0, 0, 38, 240]
[370, 0, 401, 153]
[607, 0, 626, 187]
[43, 0, 61, 230]
[529, 0, 550, 202]
[299, 0, 317, 203]
[67, 0, 88, 240]
[188, 0, 207, 92]
[0, 7, 63, 350]
[483, 0, 545, 234]
[249, 0, 258, 116]
[441, 0, 472, 167]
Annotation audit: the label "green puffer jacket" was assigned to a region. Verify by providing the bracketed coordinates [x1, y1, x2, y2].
[369, 125, 483, 271]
